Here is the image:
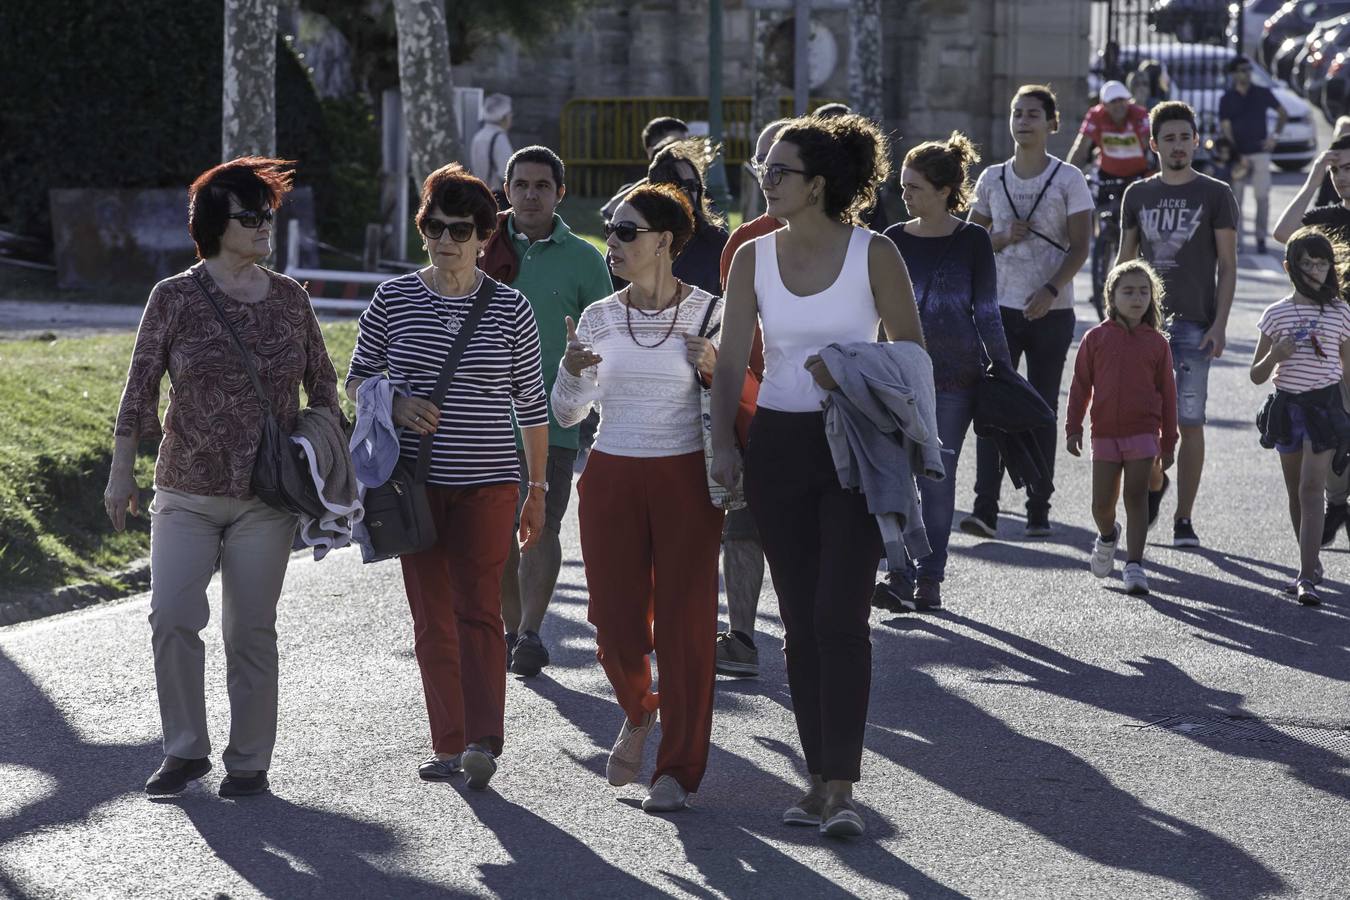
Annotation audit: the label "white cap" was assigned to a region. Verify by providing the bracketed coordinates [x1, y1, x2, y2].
[1100, 80, 1131, 103]
[482, 93, 512, 124]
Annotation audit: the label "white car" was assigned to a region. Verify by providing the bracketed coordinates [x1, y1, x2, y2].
[1093, 43, 1318, 170]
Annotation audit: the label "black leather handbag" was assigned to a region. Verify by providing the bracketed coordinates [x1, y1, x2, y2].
[191, 271, 320, 517]
[363, 275, 497, 562]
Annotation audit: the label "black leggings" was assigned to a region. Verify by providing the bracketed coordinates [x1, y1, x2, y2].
[744, 408, 882, 783]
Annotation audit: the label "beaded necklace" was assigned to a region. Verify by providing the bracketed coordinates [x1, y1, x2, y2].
[624, 281, 685, 348]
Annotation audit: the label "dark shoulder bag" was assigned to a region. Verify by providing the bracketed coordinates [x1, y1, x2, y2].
[190, 271, 318, 517]
[363, 275, 498, 562]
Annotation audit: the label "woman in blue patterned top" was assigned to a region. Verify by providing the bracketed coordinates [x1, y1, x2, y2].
[875, 133, 1013, 612]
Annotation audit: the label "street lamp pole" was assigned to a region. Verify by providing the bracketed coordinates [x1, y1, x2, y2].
[706, 0, 732, 211]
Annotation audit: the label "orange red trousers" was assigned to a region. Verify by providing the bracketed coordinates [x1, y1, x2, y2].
[577, 450, 724, 792]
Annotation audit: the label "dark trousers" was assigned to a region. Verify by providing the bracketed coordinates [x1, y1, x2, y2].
[744, 409, 882, 783]
[973, 307, 1076, 519]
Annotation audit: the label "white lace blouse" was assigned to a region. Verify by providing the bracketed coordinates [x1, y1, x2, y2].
[551, 288, 721, 458]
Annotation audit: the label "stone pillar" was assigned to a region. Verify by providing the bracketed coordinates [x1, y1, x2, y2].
[848, 0, 882, 123]
[222, 0, 278, 159]
[988, 0, 1092, 159]
[393, 0, 461, 186]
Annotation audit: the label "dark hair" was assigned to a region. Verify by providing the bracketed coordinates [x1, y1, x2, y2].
[642, 116, 688, 151]
[187, 156, 295, 259]
[1226, 54, 1252, 74]
[1149, 100, 1197, 140]
[1286, 226, 1342, 306]
[812, 102, 852, 118]
[621, 182, 695, 257]
[416, 163, 498, 239]
[776, 113, 891, 225]
[1012, 84, 1058, 124]
[506, 145, 565, 188]
[1331, 133, 1350, 152]
[647, 138, 726, 231]
[903, 131, 981, 213]
[1104, 259, 1166, 329]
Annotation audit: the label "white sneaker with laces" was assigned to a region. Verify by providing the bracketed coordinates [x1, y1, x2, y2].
[1090, 524, 1120, 578]
[606, 710, 655, 787]
[641, 775, 689, 813]
[1122, 561, 1149, 595]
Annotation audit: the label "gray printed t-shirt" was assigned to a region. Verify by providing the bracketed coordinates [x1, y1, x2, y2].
[1121, 172, 1237, 325]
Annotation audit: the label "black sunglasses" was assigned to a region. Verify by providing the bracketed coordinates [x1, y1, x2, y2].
[761, 164, 809, 188]
[420, 219, 477, 242]
[227, 208, 274, 229]
[603, 221, 655, 242]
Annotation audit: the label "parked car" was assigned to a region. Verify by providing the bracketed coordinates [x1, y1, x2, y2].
[1092, 43, 1318, 170]
[1261, 1, 1350, 68]
[1149, 0, 1234, 45]
[1320, 49, 1350, 117]
[1296, 15, 1350, 101]
[1235, 0, 1294, 54]
[1291, 15, 1350, 92]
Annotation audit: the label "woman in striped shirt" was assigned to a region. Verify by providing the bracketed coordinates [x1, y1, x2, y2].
[346, 164, 549, 788]
[1251, 227, 1350, 606]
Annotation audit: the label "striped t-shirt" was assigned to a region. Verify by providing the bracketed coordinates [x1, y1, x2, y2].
[346, 271, 548, 486]
[1257, 297, 1350, 392]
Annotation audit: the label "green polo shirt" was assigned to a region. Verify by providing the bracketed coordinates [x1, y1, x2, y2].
[509, 212, 614, 449]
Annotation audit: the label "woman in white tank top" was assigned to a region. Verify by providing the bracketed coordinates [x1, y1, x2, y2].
[709, 114, 925, 838]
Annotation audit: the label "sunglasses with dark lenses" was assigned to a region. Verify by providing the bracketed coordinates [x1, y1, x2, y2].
[603, 221, 655, 242]
[227, 208, 274, 229]
[761, 164, 809, 188]
[420, 219, 478, 242]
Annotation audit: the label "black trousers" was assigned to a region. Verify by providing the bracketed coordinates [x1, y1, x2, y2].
[744, 408, 882, 783]
[973, 307, 1076, 519]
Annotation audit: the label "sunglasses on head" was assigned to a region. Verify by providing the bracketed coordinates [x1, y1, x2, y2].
[420, 219, 477, 242]
[603, 221, 655, 242]
[227, 208, 274, 229]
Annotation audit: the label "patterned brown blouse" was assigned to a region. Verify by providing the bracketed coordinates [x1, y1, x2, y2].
[114, 262, 340, 499]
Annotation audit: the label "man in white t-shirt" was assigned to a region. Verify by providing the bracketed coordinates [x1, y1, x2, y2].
[470, 94, 514, 209]
[962, 84, 1093, 538]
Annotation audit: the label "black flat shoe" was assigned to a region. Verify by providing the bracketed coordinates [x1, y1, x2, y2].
[218, 771, 270, 797]
[144, 757, 211, 795]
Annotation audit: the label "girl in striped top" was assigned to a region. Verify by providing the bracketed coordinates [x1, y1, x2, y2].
[1251, 227, 1350, 606]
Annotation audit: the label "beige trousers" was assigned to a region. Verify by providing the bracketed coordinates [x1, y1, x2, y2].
[148, 487, 296, 772]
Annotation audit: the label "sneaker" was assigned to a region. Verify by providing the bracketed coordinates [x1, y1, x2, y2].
[1122, 561, 1149, 595]
[871, 571, 914, 613]
[819, 798, 865, 838]
[606, 710, 655, 787]
[715, 631, 760, 677]
[510, 630, 549, 677]
[1091, 524, 1120, 579]
[1172, 518, 1201, 548]
[641, 775, 689, 813]
[1025, 512, 1053, 537]
[782, 792, 825, 826]
[462, 744, 497, 790]
[912, 578, 942, 611]
[959, 509, 997, 538]
[1322, 504, 1348, 548]
[418, 754, 462, 781]
[505, 631, 516, 671]
[1147, 473, 1170, 530]
[1296, 579, 1323, 606]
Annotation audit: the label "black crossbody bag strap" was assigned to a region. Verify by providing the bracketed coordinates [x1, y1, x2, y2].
[414, 275, 498, 484]
[190, 270, 273, 415]
[1000, 159, 1069, 253]
[694, 294, 722, 388]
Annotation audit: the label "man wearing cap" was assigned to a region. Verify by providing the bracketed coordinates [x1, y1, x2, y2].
[471, 94, 514, 209]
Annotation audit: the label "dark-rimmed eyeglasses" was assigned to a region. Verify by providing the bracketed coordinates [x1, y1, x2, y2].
[420, 219, 477, 242]
[603, 221, 655, 243]
[761, 164, 809, 188]
[227, 208, 274, 229]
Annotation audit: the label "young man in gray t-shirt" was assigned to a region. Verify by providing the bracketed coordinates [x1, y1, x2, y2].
[1118, 101, 1239, 549]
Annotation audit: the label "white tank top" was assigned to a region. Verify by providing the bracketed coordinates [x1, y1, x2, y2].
[754, 225, 880, 412]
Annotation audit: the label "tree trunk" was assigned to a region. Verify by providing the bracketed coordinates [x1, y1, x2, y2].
[222, 0, 278, 159]
[392, 0, 461, 186]
[848, 0, 883, 123]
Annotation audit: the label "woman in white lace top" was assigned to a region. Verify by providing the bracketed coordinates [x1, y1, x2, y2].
[550, 184, 723, 815]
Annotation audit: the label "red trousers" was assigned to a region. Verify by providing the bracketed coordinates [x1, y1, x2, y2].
[400, 483, 516, 756]
[578, 451, 724, 792]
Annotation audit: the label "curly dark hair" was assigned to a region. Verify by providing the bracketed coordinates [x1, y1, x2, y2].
[776, 113, 891, 225]
[187, 156, 295, 258]
[647, 138, 726, 231]
[903, 131, 981, 213]
[621, 182, 695, 258]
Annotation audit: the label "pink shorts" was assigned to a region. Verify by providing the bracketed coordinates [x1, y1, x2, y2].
[1091, 433, 1160, 462]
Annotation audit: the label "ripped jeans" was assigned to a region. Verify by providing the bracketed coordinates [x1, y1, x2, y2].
[1168, 319, 1213, 427]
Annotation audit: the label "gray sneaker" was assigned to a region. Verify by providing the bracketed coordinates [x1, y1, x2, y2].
[715, 631, 759, 677]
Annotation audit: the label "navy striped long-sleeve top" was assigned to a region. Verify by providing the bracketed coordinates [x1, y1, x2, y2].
[346, 271, 548, 487]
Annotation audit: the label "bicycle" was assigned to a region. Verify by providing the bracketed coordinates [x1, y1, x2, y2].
[1089, 173, 1135, 322]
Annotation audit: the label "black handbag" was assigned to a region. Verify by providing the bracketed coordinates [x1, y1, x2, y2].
[191, 271, 320, 517]
[362, 275, 497, 562]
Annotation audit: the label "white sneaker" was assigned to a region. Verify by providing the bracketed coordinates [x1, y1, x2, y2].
[1090, 524, 1120, 578]
[641, 775, 689, 813]
[606, 710, 655, 787]
[1122, 561, 1149, 595]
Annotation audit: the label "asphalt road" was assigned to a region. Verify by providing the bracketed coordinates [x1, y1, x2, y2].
[3, 177, 1349, 899]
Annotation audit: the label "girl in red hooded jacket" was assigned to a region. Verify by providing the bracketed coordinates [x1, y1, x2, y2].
[1066, 260, 1178, 595]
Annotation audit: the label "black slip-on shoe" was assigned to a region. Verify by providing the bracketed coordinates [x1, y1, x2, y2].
[510, 630, 550, 677]
[218, 771, 270, 798]
[144, 757, 212, 795]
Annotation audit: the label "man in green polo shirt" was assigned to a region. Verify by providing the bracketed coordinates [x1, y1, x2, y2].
[485, 145, 613, 677]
